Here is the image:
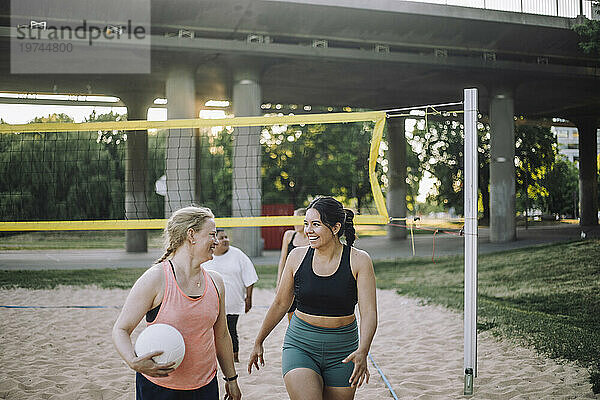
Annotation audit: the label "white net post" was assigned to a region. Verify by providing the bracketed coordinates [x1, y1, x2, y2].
[463, 88, 478, 394]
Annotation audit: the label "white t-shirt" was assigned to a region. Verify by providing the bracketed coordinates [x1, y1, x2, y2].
[203, 246, 258, 315]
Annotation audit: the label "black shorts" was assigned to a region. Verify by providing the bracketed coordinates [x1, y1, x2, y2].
[136, 373, 218, 400]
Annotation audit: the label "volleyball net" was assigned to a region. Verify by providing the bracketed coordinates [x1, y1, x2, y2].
[0, 111, 388, 231]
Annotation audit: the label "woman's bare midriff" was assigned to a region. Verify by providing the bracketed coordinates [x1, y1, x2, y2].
[294, 310, 356, 328]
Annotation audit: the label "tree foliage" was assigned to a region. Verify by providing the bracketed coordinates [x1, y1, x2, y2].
[515, 125, 557, 213]
[0, 113, 127, 220]
[412, 117, 560, 219]
[540, 156, 580, 217]
[0, 112, 168, 221]
[411, 116, 490, 218]
[196, 127, 233, 216]
[574, 8, 600, 57]
[261, 122, 383, 212]
[404, 136, 424, 212]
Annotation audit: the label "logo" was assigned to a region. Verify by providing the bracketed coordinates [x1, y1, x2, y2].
[15, 19, 146, 46]
[11, 0, 150, 74]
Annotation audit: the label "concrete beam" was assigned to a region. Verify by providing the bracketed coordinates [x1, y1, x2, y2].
[149, 36, 598, 80]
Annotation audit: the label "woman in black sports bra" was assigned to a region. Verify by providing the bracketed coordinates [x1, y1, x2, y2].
[276, 208, 310, 321]
[249, 196, 378, 400]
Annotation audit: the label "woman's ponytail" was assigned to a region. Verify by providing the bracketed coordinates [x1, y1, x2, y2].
[343, 208, 356, 247]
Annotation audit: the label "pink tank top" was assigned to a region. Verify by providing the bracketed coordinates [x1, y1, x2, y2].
[143, 262, 219, 390]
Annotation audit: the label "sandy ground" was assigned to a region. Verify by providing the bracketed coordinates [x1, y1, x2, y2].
[0, 287, 597, 399]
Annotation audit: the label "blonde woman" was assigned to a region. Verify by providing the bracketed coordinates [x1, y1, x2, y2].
[276, 208, 310, 321]
[249, 196, 377, 400]
[112, 206, 241, 400]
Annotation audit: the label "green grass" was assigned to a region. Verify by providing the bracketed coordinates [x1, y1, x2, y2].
[0, 230, 164, 250]
[0, 268, 150, 289]
[0, 265, 279, 290]
[374, 239, 600, 394]
[0, 240, 598, 392]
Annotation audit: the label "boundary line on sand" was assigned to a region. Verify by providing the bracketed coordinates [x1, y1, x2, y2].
[368, 352, 399, 400]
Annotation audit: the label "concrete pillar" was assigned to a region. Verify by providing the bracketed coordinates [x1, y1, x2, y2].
[165, 64, 196, 217]
[489, 86, 516, 242]
[120, 92, 153, 253]
[231, 63, 262, 257]
[386, 117, 407, 240]
[575, 117, 599, 227]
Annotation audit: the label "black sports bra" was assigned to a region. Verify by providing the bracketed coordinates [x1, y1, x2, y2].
[286, 232, 298, 255]
[293, 245, 358, 317]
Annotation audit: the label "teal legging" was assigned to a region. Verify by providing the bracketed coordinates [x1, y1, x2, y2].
[282, 314, 358, 387]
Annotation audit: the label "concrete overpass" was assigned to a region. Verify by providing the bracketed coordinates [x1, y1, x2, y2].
[1, 0, 598, 255]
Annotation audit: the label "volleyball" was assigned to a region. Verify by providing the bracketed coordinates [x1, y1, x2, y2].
[134, 323, 186, 369]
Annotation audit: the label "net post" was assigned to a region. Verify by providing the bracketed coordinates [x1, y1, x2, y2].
[463, 88, 478, 394]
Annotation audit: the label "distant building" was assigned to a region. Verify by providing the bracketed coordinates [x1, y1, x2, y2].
[551, 126, 600, 166]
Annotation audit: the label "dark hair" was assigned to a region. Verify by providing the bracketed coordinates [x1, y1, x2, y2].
[307, 196, 356, 246]
[216, 228, 225, 233]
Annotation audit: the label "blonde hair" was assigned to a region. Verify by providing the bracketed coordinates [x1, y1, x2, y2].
[156, 206, 215, 263]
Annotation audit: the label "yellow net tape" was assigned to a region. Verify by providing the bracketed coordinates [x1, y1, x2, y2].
[0, 215, 388, 231]
[0, 111, 385, 133]
[0, 111, 388, 231]
[369, 117, 389, 220]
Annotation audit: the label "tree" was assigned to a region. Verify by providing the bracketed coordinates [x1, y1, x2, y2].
[84, 111, 127, 219]
[0, 114, 77, 221]
[411, 116, 490, 219]
[86, 110, 167, 219]
[261, 122, 370, 209]
[514, 125, 556, 216]
[402, 134, 424, 213]
[196, 127, 233, 216]
[540, 156, 579, 217]
[574, 4, 600, 57]
[260, 121, 407, 214]
[412, 116, 556, 221]
[0, 111, 137, 222]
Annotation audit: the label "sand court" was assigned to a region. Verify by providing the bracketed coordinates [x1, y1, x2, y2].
[0, 287, 597, 399]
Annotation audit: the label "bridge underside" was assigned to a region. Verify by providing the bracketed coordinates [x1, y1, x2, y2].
[1, 54, 598, 119]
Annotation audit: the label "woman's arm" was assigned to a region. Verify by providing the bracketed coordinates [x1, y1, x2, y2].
[343, 249, 378, 387]
[208, 270, 241, 400]
[112, 266, 175, 377]
[245, 283, 254, 313]
[276, 230, 293, 287]
[248, 247, 302, 373]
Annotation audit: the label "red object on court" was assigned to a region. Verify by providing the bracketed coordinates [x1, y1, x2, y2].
[261, 204, 294, 250]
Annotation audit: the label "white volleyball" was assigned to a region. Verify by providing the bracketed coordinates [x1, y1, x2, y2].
[134, 323, 186, 370]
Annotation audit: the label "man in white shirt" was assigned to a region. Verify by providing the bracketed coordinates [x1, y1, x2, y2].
[203, 228, 258, 362]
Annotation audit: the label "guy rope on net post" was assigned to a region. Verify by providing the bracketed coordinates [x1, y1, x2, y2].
[463, 88, 478, 395]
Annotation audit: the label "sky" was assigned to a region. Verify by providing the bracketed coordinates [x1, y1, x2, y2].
[0, 103, 165, 123]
